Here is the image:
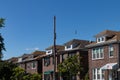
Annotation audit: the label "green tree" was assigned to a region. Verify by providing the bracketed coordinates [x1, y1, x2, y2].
[0, 18, 6, 60]
[11, 67, 42, 80]
[30, 73, 42, 80]
[10, 67, 25, 80]
[58, 55, 83, 80]
[0, 61, 16, 80]
[85, 72, 89, 80]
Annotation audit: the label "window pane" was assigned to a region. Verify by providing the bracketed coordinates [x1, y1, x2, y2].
[97, 69, 100, 79]
[109, 45, 114, 57]
[102, 70, 105, 79]
[100, 48, 103, 58]
[92, 49, 95, 59]
[93, 69, 96, 79]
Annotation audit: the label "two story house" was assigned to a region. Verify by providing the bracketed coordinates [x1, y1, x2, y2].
[86, 30, 120, 80]
[17, 51, 45, 74]
[42, 45, 64, 80]
[58, 39, 90, 80]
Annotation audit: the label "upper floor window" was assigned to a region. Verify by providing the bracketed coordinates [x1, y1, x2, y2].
[62, 54, 66, 62]
[92, 47, 104, 60]
[31, 62, 36, 69]
[46, 50, 53, 55]
[65, 45, 72, 50]
[18, 58, 22, 62]
[44, 57, 50, 66]
[68, 53, 76, 57]
[97, 36, 105, 43]
[109, 45, 114, 58]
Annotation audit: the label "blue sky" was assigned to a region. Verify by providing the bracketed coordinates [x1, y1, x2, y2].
[0, 0, 120, 59]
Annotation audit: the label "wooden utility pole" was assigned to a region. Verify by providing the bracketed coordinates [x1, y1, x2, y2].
[53, 16, 56, 80]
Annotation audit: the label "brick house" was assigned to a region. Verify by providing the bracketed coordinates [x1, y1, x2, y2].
[42, 45, 64, 80]
[17, 51, 45, 74]
[86, 30, 120, 80]
[7, 57, 18, 64]
[58, 39, 90, 80]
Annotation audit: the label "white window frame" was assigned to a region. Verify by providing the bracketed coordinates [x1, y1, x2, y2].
[109, 45, 114, 58]
[65, 45, 73, 50]
[46, 49, 53, 55]
[92, 47, 104, 60]
[97, 36, 105, 43]
[31, 62, 36, 69]
[92, 68, 104, 80]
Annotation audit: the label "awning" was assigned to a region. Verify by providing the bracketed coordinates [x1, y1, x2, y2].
[44, 70, 53, 74]
[100, 63, 118, 70]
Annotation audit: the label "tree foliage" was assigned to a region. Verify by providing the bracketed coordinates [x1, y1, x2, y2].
[0, 18, 6, 60]
[11, 67, 42, 80]
[58, 55, 83, 80]
[0, 18, 5, 28]
[10, 67, 25, 80]
[0, 61, 16, 80]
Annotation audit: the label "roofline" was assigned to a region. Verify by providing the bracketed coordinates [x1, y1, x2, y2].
[86, 39, 120, 48]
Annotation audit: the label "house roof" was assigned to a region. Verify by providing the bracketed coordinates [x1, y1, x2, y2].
[95, 30, 119, 37]
[31, 50, 46, 55]
[64, 39, 90, 48]
[45, 45, 64, 51]
[7, 57, 18, 63]
[86, 30, 120, 48]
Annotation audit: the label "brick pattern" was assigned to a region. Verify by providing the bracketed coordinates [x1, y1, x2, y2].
[89, 43, 119, 80]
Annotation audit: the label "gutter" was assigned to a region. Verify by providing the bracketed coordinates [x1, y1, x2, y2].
[86, 39, 119, 48]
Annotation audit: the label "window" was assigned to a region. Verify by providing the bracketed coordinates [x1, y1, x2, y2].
[62, 54, 66, 62]
[46, 50, 52, 55]
[32, 62, 36, 69]
[67, 45, 71, 48]
[97, 37, 105, 43]
[92, 47, 104, 60]
[68, 53, 75, 57]
[44, 57, 50, 66]
[27, 63, 30, 69]
[109, 45, 114, 57]
[65, 45, 72, 50]
[92, 68, 104, 80]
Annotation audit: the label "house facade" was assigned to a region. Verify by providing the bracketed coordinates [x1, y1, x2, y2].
[42, 45, 64, 80]
[17, 51, 45, 74]
[58, 39, 89, 80]
[42, 39, 90, 80]
[86, 30, 120, 80]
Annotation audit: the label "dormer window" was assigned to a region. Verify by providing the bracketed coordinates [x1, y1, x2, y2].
[65, 45, 73, 50]
[46, 50, 53, 55]
[18, 58, 22, 62]
[97, 36, 105, 43]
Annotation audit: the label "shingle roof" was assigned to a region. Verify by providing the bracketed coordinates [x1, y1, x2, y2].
[86, 30, 120, 48]
[95, 30, 119, 37]
[45, 45, 64, 51]
[31, 51, 45, 55]
[64, 39, 90, 48]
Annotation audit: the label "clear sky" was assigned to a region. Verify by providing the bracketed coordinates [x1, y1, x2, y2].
[0, 0, 120, 60]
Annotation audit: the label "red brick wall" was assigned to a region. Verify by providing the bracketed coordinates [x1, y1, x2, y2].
[42, 56, 55, 79]
[89, 43, 119, 80]
[26, 61, 38, 74]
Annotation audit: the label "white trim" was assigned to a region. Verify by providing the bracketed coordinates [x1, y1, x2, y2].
[92, 68, 104, 80]
[46, 49, 53, 55]
[65, 45, 73, 50]
[92, 47, 104, 60]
